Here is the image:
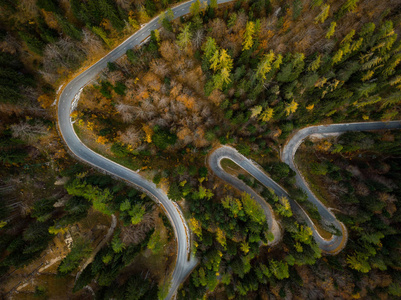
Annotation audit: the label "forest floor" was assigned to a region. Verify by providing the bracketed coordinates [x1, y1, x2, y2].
[1, 210, 112, 299]
[1, 234, 71, 298]
[73, 121, 113, 158]
[220, 158, 249, 177]
[294, 144, 336, 208]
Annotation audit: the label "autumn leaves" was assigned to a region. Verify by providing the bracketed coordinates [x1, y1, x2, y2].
[203, 37, 234, 90]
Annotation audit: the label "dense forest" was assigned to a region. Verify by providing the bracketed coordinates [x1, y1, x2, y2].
[293, 130, 401, 298]
[75, 0, 401, 174]
[0, 0, 185, 297]
[74, 0, 401, 298]
[1, 0, 401, 299]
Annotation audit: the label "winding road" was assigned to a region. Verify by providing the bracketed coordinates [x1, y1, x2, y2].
[56, 0, 401, 297]
[209, 121, 401, 254]
[57, 1, 237, 298]
[209, 148, 283, 245]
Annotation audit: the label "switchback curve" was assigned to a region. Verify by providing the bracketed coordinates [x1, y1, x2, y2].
[281, 121, 401, 252]
[209, 121, 401, 254]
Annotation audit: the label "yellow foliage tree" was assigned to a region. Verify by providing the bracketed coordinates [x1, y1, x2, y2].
[284, 100, 299, 116]
[242, 21, 255, 51]
[256, 51, 275, 80]
[314, 4, 330, 24]
[341, 29, 355, 45]
[190, 218, 202, 239]
[326, 22, 336, 39]
[154, 29, 160, 45]
[96, 136, 108, 144]
[189, 0, 207, 15]
[128, 11, 140, 30]
[220, 67, 231, 85]
[49, 226, 67, 235]
[350, 37, 363, 52]
[273, 54, 283, 70]
[142, 124, 153, 143]
[389, 75, 401, 86]
[308, 54, 321, 71]
[362, 70, 374, 82]
[219, 49, 233, 72]
[138, 6, 150, 23]
[177, 127, 191, 140]
[209, 48, 233, 89]
[177, 24, 192, 50]
[92, 26, 112, 47]
[276, 196, 292, 217]
[209, 50, 220, 71]
[259, 107, 274, 122]
[216, 227, 226, 249]
[38, 94, 54, 109]
[41, 10, 59, 29]
[240, 241, 250, 254]
[332, 49, 344, 65]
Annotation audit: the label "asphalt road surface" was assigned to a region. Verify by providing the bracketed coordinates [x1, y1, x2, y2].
[210, 121, 401, 254]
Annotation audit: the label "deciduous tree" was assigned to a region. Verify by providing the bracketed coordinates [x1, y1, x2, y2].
[314, 4, 330, 24]
[242, 21, 255, 51]
[284, 99, 298, 116]
[255, 50, 275, 80]
[326, 22, 336, 39]
[259, 107, 274, 122]
[177, 24, 192, 50]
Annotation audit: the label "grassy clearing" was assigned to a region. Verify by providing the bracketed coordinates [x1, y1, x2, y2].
[73, 122, 110, 155]
[294, 146, 335, 207]
[293, 146, 342, 239]
[220, 158, 248, 177]
[311, 219, 333, 240]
